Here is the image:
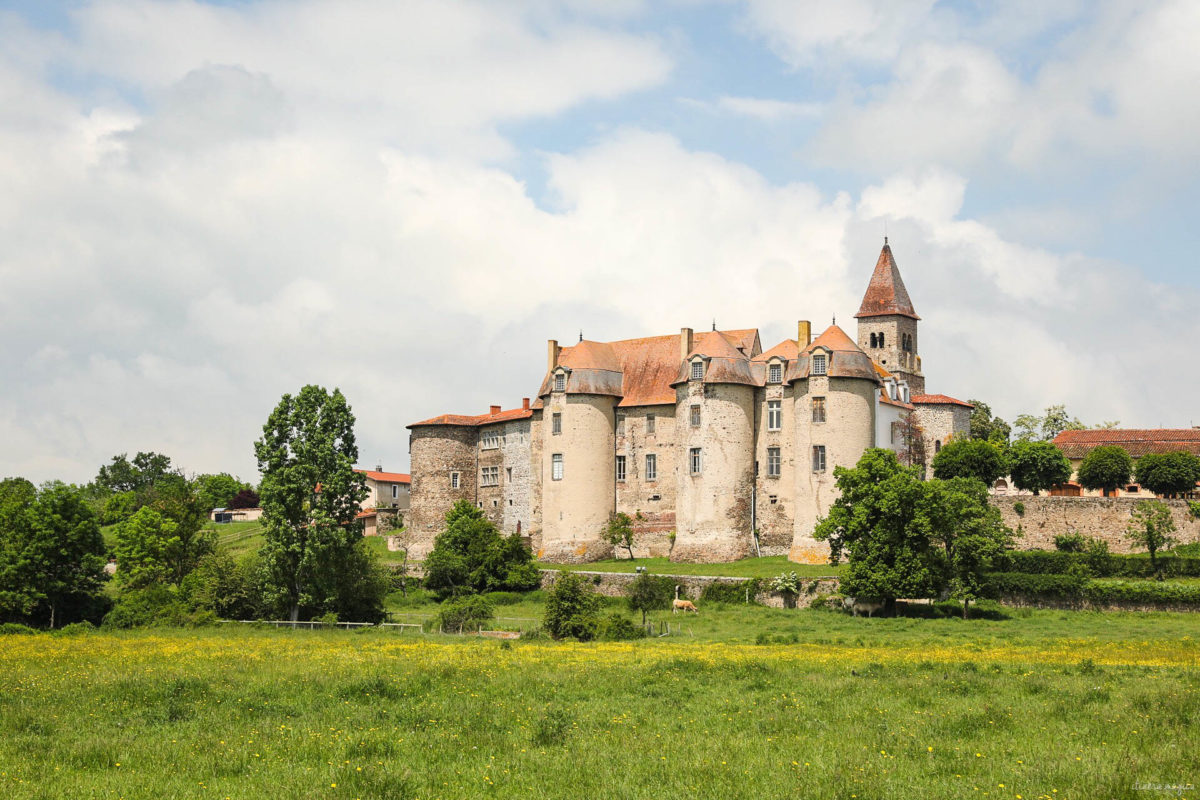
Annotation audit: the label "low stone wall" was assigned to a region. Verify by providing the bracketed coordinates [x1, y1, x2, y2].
[995, 595, 1200, 614]
[990, 496, 1200, 553]
[537, 569, 840, 609]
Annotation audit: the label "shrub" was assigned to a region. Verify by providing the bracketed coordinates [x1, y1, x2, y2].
[542, 572, 601, 641]
[625, 573, 674, 625]
[983, 572, 1088, 599]
[1082, 581, 1200, 606]
[599, 612, 645, 641]
[423, 501, 539, 601]
[700, 579, 761, 604]
[434, 595, 495, 633]
[1055, 533, 1086, 552]
[51, 621, 96, 636]
[0, 622, 37, 635]
[316, 612, 339, 626]
[1189, 501, 1200, 521]
[102, 585, 218, 629]
[483, 591, 524, 606]
[1013, 501, 1025, 517]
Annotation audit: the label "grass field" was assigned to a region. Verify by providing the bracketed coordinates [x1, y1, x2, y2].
[3, 607, 1198, 800]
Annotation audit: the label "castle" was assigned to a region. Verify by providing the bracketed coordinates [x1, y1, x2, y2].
[406, 242, 972, 563]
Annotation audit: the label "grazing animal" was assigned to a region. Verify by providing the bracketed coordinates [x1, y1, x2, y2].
[843, 597, 884, 618]
[673, 585, 698, 614]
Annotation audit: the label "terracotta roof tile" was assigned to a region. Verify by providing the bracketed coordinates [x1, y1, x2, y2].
[803, 324, 861, 354]
[355, 469, 411, 484]
[752, 339, 799, 363]
[408, 406, 534, 428]
[911, 394, 973, 408]
[1053, 429, 1200, 459]
[855, 242, 919, 320]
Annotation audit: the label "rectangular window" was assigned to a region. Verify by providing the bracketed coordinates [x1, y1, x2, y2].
[480, 466, 499, 487]
[554, 373, 565, 392]
[768, 362, 782, 383]
[552, 412, 562, 435]
[691, 360, 704, 380]
[616, 417, 625, 436]
[506, 467, 512, 481]
[812, 354, 827, 375]
[767, 400, 782, 431]
[615, 456, 626, 482]
[813, 396, 826, 424]
[890, 421, 899, 444]
[646, 415, 655, 434]
[481, 431, 500, 450]
[769, 495, 778, 505]
[450, 472, 460, 489]
[645, 453, 657, 481]
[812, 445, 826, 473]
[689, 447, 702, 475]
[767, 447, 781, 477]
[551, 454, 563, 481]
[690, 404, 701, 427]
[391, 484, 398, 499]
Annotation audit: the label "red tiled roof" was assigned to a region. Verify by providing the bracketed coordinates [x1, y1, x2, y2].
[803, 324, 861, 354]
[356, 509, 377, 519]
[408, 406, 534, 428]
[879, 389, 913, 410]
[911, 394, 972, 408]
[1053, 429, 1200, 459]
[752, 339, 799, 363]
[355, 469, 411, 484]
[855, 242, 920, 320]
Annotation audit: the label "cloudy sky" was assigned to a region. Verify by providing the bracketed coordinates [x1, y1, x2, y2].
[2, 0, 1198, 485]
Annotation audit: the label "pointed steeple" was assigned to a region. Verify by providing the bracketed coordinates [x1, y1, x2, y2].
[855, 241, 920, 320]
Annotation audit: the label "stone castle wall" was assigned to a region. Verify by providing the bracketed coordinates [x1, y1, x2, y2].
[615, 404, 678, 558]
[754, 380, 795, 555]
[538, 570, 839, 609]
[406, 426, 477, 558]
[991, 496, 1200, 552]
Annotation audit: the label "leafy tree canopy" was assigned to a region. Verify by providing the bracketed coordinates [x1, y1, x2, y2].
[423, 500, 539, 601]
[931, 439, 1009, 485]
[1076, 445, 1133, 494]
[1135, 452, 1200, 497]
[194, 473, 253, 511]
[543, 571, 601, 641]
[625, 572, 673, 626]
[968, 400, 1011, 444]
[1013, 405, 1087, 443]
[1008, 440, 1073, 495]
[1127, 499, 1177, 578]
[95, 451, 178, 494]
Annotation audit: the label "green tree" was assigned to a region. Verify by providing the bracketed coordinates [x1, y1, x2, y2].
[113, 506, 178, 589]
[1135, 452, 1200, 498]
[1126, 500, 1177, 579]
[602, 511, 643, 560]
[625, 572, 673, 626]
[1076, 445, 1133, 496]
[543, 571, 601, 641]
[0, 484, 107, 628]
[423, 500, 539, 601]
[95, 451, 177, 494]
[931, 439, 1009, 485]
[813, 449, 945, 612]
[931, 478, 1013, 618]
[254, 385, 384, 622]
[1040, 405, 1086, 441]
[193, 473, 252, 511]
[0, 477, 36, 533]
[968, 400, 1011, 444]
[1008, 440, 1073, 495]
[894, 410, 928, 474]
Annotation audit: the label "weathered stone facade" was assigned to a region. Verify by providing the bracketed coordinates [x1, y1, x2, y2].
[991, 495, 1200, 552]
[407, 242, 972, 564]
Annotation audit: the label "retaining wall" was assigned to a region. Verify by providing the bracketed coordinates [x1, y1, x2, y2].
[990, 496, 1200, 552]
[538, 569, 839, 609]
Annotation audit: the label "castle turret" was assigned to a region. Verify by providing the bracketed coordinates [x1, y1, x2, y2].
[855, 239, 924, 394]
[789, 325, 881, 563]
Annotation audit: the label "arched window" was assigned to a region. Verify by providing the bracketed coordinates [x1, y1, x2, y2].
[870, 333, 877, 348]
[878, 333, 885, 348]
[935, 440, 942, 453]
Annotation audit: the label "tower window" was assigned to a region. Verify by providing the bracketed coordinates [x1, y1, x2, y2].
[879, 333, 885, 348]
[812, 354, 827, 375]
[935, 440, 942, 454]
[767, 400, 782, 431]
[767, 447, 781, 477]
[812, 396, 826, 424]
[691, 359, 704, 381]
[450, 472, 460, 489]
[689, 447, 702, 475]
[768, 362, 782, 383]
[646, 414, 655, 434]
[551, 454, 563, 481]
[554, 372, 566, 392]
[690, 404, 701, 427]
[870, 333, 877, 348]
[645, 453, 657, 481]
[615, 456, 626, 482]
[552, 413, 561, 435]
[812, 445, 827, 473]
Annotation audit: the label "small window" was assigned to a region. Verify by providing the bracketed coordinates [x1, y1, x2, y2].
[450, 472, 460, 489]
[391, 484, 398, 499]
[935, 440, 942, 453]
[812, 445, 826, 473]
[767, 400, 782, 431]
[492, 499, 498, 507]
[690, 405, 701, 427]
[616, 417, 625, 436]
[812, 396, 826, 424]
[1126, 484, 1140, 493]
[481, 431, 499, 450]
[689, 447, 702, 475]
[645, 453, 657, 481]
[551, 454, 563, 481]
[506, 467, 512, 481]
[691, 359, 704, 381]
[554, 372, 566, 392]
[646, 415, 655, 434]
[879, 333, 885, 348]
[767, 447, 781, 477]
[812, 354, 827, 375]
[768, 495, 778, 505]
[768, 362, 782, 383]
[552, 413, 562, 435]
[870, 333, 877, 348]
[616, 456, 626, 482]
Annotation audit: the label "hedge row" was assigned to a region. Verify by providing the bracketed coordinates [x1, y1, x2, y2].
[983, 572, 1200, 606]
[994, 549, 1200, 578]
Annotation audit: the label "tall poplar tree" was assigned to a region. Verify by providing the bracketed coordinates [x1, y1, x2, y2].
[254, 385, 385, 622]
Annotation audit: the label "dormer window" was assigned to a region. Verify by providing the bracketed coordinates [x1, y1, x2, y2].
[812, 353, 827, 375]
[768, 362, 782, 383]
[554, 371, 566, 392]
[691, 359, 704, 381]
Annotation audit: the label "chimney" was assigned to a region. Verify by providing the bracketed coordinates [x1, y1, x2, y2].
[522, 397, 530, 411]
[375, 463, 382, 472]
[797, 320, 812, 347]
[489, 405, 501, 415]
[547, 339, 559, 371]
[680, 327, 694, 362]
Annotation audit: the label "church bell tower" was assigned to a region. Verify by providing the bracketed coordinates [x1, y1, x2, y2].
[855, 238, 924, 394]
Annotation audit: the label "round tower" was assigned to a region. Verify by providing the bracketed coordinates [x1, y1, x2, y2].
[790, 325, 880, 564]
[671, 331, 757, 563]
[538, 339, 621, 562]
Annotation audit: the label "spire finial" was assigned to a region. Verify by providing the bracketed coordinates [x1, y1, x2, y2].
[579, 330, 583, 342]
[884, 234, 888, 245]
[832, 314, 837, 326]
[712, 318, 716, 331]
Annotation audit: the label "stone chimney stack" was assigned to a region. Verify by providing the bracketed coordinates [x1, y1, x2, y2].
[522, 397, 530, 410]
[547, 339, 559, 371]
[797, 320, 812, 347]
[680, 327, 694, 362]
[489, 405, 501, 415]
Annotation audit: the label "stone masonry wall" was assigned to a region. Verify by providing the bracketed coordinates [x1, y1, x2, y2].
[615, 404, 678, 558]
[406, 426, 477, 559]
[538, 570, 840, 609]
[991, 496, 1200, 552]
[754, 381, 795, 555]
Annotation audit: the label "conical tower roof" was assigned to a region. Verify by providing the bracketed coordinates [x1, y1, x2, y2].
[855, 240, 919, 320]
